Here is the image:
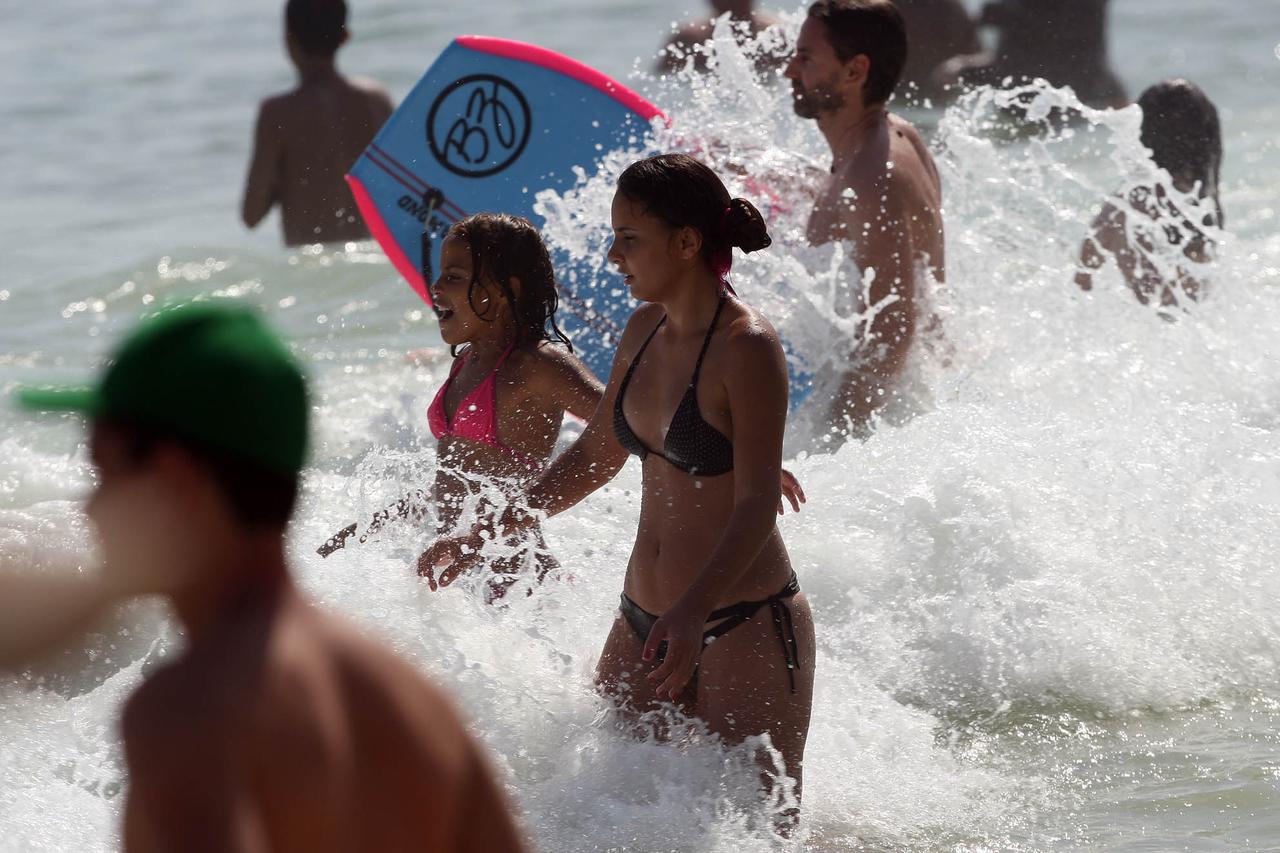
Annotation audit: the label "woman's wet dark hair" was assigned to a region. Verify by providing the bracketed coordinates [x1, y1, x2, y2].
[446, 213, 571, 356]
[1138, 79, 1224, 228]
[616, 153, 771, 278]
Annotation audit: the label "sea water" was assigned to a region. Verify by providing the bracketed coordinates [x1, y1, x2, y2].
[3, 1, 1280, 850]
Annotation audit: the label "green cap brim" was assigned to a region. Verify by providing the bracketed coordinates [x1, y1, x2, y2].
[15, 386, 101, 415]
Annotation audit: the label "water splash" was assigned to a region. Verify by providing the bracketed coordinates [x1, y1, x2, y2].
[5, 13, 1280, 852]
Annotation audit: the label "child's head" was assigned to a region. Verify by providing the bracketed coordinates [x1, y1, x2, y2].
[285, 0, 349, 63]
[431, 214, 571, 355]
[1138, 78, 1223, 226]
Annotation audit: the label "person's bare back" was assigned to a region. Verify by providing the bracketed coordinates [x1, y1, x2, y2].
[123, 586, 524, 852]
[244, 77, 392, 246]
[242, 0, 394, 246]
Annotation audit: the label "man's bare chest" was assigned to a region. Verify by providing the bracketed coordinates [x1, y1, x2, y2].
[806, 176, 857, 246]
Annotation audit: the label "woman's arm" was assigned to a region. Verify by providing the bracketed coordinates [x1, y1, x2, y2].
[519, 313, 656, 518]
[643, 317, 791, 699]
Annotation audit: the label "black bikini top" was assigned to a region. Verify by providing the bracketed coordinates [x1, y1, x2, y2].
[612, 296, 734, 477]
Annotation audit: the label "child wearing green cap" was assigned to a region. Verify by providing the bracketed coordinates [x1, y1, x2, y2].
[3, 301, 527, 852]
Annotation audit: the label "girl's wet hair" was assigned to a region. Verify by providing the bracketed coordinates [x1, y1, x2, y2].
[446, 213, 572, 354]
[616, 153, 771, 278]
[1138, 79, 1224, 228]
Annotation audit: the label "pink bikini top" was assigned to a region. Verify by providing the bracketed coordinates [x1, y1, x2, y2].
[428, 344, 538, 469]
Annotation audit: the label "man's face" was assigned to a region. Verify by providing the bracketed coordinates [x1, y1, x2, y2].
[784, 18, 850, 119]
[86, 425, 197, 597]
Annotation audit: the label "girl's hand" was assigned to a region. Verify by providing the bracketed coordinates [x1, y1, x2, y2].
[643, 597, 711, 700]
[778, 468, 806, 515]
[416, 530, 485, 591]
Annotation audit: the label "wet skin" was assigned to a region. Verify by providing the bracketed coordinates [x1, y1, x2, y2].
[242, 33, 394, 246]
[7, 424, 528, 852]
[423, 193, 816, 815]
[785, 15, 946, 432]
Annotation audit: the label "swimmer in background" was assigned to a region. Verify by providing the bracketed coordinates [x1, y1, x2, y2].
[655, 0, 783, 74]
[784, 0, 945, 436]
[1076, 80, 1224, 310]
[893, 0, 979, 103]
[938, 0, 1129, 109]
[242, 0, 394, 246]
[1, 302, 527, 852]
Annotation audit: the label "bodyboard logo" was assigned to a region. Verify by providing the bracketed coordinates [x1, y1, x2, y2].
[427, 74, 532, 178]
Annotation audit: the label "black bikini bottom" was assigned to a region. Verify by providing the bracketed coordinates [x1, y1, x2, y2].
[618, 572, 803, 693]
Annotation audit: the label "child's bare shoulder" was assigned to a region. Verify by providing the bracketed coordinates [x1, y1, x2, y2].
[509, 341, 576, 381]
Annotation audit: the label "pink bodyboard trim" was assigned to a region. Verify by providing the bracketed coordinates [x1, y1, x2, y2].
[346, 174, 431, 306]
[456, 36, 665, 123]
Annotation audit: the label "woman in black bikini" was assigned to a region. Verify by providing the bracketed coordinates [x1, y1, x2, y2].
[422, 154, 815, 819]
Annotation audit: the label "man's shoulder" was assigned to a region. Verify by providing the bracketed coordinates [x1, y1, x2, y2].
[283, 604, 465, 726]
[277, 608, 483, 775]
[887, 113, 929, 149]
[260, 88, 301, 112]
[143, 602, 468, 771]
[122, 653, 239, 765]
[346, 76, 395, 111]
[256, 90, 304, 130]
[347, 75, 390, 96]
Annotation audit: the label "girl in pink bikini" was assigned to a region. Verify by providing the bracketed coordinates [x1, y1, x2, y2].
[317, 213, 804, 589]
[424, 213, 601, 592]
[412, 213, 802, 594]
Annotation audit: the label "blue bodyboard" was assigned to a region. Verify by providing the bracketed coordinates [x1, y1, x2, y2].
[348, 36, 813, 404]
[348, 36, 660, 381]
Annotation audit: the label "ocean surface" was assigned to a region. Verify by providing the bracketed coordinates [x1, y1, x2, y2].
[4, 1, 1280, 850]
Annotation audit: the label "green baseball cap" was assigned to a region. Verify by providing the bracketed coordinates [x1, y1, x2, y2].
[16, 301, 308, 474]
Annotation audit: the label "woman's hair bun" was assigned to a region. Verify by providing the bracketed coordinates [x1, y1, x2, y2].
[723, 197, 772, 254]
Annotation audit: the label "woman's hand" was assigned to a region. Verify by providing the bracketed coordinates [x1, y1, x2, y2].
[416, 530, 485, 591]
[778, 468, 806, 515]
[643, 597, 712, 700]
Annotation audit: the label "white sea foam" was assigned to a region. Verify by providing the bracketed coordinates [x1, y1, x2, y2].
[4, 7, 1280, 852]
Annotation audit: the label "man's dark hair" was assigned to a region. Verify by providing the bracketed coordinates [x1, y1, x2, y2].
[285, 0, 348, 58]
[807, 0, 908, 105]
[96, 420, 300, 530]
